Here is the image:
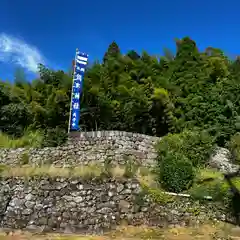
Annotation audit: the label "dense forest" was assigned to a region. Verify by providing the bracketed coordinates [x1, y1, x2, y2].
[1, 36, 240, 148]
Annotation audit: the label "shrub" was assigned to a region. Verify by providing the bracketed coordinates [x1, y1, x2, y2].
[158, 152, 195, 193]
[190, 168, 240, 204]
[41, 127, 68, 147]
[156, 130, 215, 167]
[228, 132, 240, 164]
[189, 182, 227, 202]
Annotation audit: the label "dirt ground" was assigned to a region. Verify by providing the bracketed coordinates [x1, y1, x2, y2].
[1, 222, 240, 240]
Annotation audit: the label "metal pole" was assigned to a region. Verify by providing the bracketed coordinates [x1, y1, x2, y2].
[68, 48, 78, 134]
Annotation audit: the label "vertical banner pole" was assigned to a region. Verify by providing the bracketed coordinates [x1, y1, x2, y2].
[68, 48, 78, 134]
[68, 49, 89, 133]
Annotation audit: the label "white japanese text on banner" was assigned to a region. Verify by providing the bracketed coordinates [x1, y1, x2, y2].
[70, 51, 88, 131]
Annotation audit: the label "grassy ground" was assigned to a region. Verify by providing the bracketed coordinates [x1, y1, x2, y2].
[0, 223, 240, 240]
[0, 131, 44, 148]
[0, 164, 157, 188]
[0, 165, 239, 239]
[0, 164, 240, 200]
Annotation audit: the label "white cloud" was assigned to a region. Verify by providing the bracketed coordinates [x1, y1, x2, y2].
[0, 33, 46, 73]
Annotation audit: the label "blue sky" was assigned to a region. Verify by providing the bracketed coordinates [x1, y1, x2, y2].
[0, 0, 239, 81]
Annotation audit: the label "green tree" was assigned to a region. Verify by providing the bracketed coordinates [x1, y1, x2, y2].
[0, 36, 239, 148]
[103, 41, 121, 63]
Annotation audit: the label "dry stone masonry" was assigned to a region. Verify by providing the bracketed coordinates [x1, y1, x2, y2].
[208, 147, 239, 173]
[0, 131, 160, 167]
[0, 177, 227, 233]
[0, 131, 235, 233]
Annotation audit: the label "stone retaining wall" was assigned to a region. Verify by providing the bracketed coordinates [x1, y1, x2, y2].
[0, 177, 227, 233]
[0, 131, 160, 167]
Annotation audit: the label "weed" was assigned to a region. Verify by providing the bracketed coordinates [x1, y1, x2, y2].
[102, 157, 113, 177]
[141, 182, 175, 204]
[123, 155, 139, 178]
[19, 152, 29, 165]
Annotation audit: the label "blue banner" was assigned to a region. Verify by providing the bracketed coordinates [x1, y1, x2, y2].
[69, 50, 88, 131]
